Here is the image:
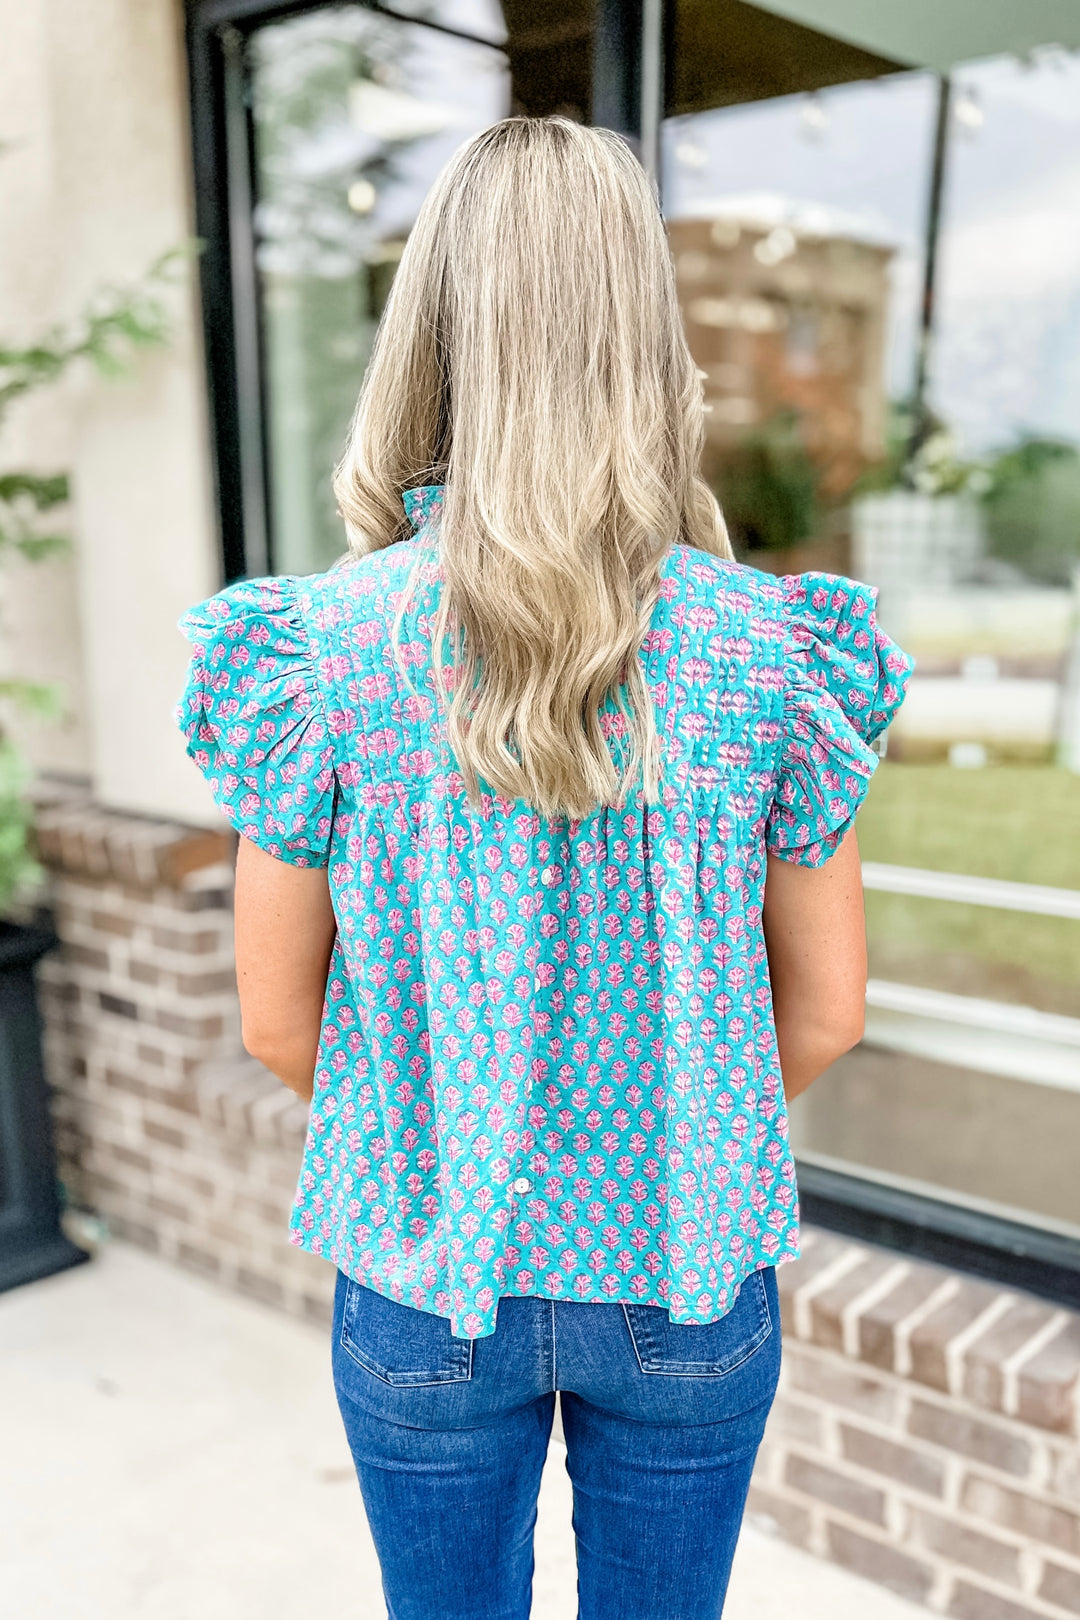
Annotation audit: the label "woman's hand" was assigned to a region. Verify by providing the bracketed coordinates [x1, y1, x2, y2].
[762, 828, 868, 1103]
[233, 836, 337, 1102]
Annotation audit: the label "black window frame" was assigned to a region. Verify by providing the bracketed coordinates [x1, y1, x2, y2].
[184, 0, 652, 580]
[182, 0, 1080, 1311]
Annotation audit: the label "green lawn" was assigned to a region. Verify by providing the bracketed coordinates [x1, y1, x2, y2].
[856, 765, 1080, 1015]
[857, 764, 1080, 888]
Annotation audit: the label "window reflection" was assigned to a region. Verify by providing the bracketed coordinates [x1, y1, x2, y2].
[249, 6, 510, 575]
[379, 0, 508, 45]
[665, 12, 1080, 1235]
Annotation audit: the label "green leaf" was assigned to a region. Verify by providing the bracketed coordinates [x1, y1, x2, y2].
[0, 678, 64, 717]
[715, 408, 823, 552]
[0, 472, 69, 508]
[0, 734, 32, 792]
[0, 238, 200, 427]
[12, 532, 69, 561]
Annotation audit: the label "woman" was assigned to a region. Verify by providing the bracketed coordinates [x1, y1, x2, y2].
[178, 117, 912, 1620]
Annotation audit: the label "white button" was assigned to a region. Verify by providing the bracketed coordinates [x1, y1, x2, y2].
[513, 1178, 531, 1195]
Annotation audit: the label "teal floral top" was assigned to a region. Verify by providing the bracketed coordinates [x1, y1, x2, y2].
[177, 485, 913, 1339]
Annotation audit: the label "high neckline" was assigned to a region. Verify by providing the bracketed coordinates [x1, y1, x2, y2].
[403, 484, 445, 532]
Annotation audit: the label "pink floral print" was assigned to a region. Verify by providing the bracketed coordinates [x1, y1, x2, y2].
[177, 485, 913, 1339]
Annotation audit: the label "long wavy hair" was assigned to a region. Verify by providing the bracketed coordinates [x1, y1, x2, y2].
[333, 115, 731, 819]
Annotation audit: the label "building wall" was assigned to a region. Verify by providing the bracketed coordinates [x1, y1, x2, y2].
[34, 794, 1080, 1620]
[669, 215, 891, 501]
[6, 7, 1079, 1614]
[0, 0, 222, 825]
[760, 1231, 1080, 1620]
[36, 787, 334, 1321]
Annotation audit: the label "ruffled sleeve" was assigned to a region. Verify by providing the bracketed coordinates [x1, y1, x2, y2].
[765, 572, 914, 866]
[176, 578, 336, 866]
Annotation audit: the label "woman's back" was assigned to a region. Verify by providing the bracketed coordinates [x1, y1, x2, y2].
[179, 483, 910, 1340]
[179, 114, 914, 1619]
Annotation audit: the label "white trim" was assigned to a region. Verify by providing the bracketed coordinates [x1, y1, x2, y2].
[893, 1278, 960, 1378]
[863, 980, 1080, 1094]
[862, 862, 1080, 921]
[1000, 1311, 1070, 1417]
[792, 1247, 868, 1340]
[944, 1292, 1016, 1397]
[840, 1262, 911, 1358]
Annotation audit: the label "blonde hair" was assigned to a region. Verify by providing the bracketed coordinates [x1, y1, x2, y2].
[334, 115, 731, 819]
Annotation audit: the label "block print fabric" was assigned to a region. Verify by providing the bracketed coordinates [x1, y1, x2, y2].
[177, 485, 912, 1339]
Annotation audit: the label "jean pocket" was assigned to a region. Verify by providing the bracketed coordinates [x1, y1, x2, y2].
[338, 1276, 474, 1387]
[622, 1268, 775, 1377]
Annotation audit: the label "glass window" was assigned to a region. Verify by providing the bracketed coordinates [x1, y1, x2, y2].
[244, 1, 597, 576]
[380, 0, 508, 45]
[248, 7, 511, 575]
[665, 3, 1080, 1238]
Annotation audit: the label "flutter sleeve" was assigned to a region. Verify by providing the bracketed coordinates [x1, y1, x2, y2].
[765, 571, 914, 867]
[176, 577, 336, 866]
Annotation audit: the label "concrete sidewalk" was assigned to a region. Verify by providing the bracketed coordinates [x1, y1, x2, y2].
[0, 1241, 932, 1619]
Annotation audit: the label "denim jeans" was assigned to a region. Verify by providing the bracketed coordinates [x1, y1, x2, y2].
[331, 1266, 781, 1620]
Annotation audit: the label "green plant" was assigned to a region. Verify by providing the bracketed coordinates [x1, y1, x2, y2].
[855, 401, 989, 499]
[715, 408, 823, 553]
[981, 436, 1080, 586]
[856, 402, 1080, 585]
[0, 246, 186, 909]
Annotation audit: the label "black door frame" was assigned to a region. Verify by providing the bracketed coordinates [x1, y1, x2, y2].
[185, 0, 541, 581]
[184, 0, 664, 579]
[181, 0, 1080, 1307]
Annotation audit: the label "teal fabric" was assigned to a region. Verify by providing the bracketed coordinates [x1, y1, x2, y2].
[177, 485, 912, 1339]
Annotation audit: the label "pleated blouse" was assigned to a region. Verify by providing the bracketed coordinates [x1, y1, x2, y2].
[177, 484, 913, 1339]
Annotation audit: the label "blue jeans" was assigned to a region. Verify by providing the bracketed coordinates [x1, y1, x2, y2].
[331, 1266, 781, 1620]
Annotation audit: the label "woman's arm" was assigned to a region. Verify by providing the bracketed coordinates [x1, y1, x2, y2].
[762, 828, 867, 1103]
[233, 836, 337, 1102]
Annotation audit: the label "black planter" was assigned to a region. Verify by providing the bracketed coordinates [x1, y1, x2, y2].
[0, 920, 89, 1291]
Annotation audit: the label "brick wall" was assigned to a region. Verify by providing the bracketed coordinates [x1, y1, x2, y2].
[34, 789, 334, 1321]
[753, 1229, 1080, 1618]
[31, 794, 1080, 1615]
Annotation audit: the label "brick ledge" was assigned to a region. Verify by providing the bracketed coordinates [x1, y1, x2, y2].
[33, 788, 234, 892]
[194, 1052, 309, 1150]
[780, 1229, 1080, 1438]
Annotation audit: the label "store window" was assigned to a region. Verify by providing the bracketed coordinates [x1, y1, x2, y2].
[664, 2, 1080, 1259]
[186, 0, 598, 579]
[187, 0, 1080, 1292]
[249, 7, 510, 574]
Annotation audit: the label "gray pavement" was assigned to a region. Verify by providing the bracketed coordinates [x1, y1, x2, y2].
[0, 1241, 931, 1619]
